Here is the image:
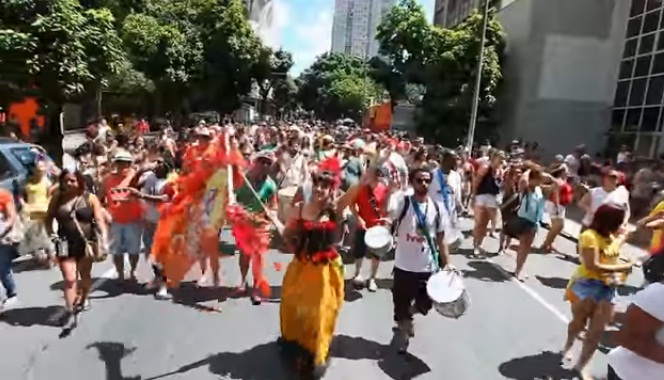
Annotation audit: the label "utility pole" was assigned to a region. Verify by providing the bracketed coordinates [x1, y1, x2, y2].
[466, 0, 491, 153]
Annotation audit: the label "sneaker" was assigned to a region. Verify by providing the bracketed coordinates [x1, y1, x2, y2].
[351, 275, 364, 288]
[155, 286, 171, 300]
[60, 311, 77, 329]
[75, 299, 91, 313]
[1, 296, 18, 311]
[367, 279, 378, 292]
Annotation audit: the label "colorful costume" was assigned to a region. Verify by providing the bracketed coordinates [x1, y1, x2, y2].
[279, 210, 345, 378]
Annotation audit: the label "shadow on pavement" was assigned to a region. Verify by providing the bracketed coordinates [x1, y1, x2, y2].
[88, 342, 141, 380]
[0, 305, 65, 327]
[50, 278, 152, 299]
[498, 350, 581, 380]
[144, 334, 430, 380]
[343, 278, 393, 303]
[535, 275, 570, 289]
[12, 257, 54, 274]
[462, 260, 509, 283]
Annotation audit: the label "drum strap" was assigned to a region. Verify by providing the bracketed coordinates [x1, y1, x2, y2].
[411, 196, 441, 271]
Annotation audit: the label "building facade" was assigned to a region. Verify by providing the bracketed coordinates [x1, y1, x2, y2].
[331, 0, 396, 59]
[434, 0, 481, 29]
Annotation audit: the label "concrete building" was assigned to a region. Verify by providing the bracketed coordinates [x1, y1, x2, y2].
[331, 0, 396, 59]
[434, 0, 481, 28]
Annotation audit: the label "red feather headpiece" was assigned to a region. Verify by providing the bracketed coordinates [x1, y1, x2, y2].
[316, 156, 342, 188]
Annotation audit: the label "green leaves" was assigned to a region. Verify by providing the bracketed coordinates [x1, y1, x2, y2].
[373, 0, 506, 145]
[297, 53, 384, 121]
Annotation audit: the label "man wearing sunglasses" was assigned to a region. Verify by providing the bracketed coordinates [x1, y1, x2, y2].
[388, 166, 454, 353]
[234, 150, 278, 305]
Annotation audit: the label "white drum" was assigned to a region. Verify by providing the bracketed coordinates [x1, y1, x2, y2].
[364, 225, 393, 258]
[427, 270, 470, 319]
[277, 186, 298, 223]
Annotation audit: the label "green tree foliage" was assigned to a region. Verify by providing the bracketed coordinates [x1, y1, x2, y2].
[297, 53, 383, 122]
[251, 47, 294, 117]
[374, 0, 506, 145]
[272, 76, 298, 120]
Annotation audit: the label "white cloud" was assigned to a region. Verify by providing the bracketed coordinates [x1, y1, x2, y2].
[289, 8, 333, 74]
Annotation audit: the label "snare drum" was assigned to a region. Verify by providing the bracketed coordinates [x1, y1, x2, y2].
[277, 186, 298, 223]
[427, 270, 470, 319]
[364, 226, 393, 258]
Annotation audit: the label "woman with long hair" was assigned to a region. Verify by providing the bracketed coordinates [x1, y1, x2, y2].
[472, 150, 506, 257]
[562, 202, 633, 380]
[45, 169, 109, 329]
[22, 157, 56, 267]
[278, 157, 365, 379]
[508, 165, 546, 281]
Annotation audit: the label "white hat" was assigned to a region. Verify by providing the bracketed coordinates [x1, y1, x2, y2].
[196, 127, 212, 137]
[112, 149, 133, 163]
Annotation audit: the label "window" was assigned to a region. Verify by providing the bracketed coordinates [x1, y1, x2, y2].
[632, 0, 646, 16]
[636, 134, 655, 156]
[628, 16, 643, 38]
[647, 75, 664, 104]
[643, 10, 661, 33]
[0, 152, 14, 181]
[625, 108, 643, 131]
[653, 52, 664, 73]
[630, 78, 648, 105]
[620, 59, 635, 79]
[611, 109, 626, 131]
[640, 33, 656, 54]
[647, 0, 663, 12]
[624, 38, 638, 57]
[635, 55, 652, 76]
[615, 81, 630, 107]
[642, 107, 661, 131]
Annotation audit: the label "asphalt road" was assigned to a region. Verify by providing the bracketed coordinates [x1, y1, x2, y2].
[0, 216, 646, 380]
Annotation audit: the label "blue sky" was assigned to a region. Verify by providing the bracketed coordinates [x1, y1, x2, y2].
[261, 0, 436, 75]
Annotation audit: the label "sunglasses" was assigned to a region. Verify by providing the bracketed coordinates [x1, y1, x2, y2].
[313, 175, 334, 188]
[414, 177, 431, 185]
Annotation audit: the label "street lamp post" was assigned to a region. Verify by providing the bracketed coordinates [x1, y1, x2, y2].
[465, 0, 491, 152]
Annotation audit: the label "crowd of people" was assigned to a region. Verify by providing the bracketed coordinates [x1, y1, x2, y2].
[0, 118, 662, 380]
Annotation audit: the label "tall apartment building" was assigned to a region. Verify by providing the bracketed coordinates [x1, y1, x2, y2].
[331, 0, 396, 59]
[434, 0, 481, 28]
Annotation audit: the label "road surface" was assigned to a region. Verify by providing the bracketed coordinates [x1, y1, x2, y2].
[0, 216, 645, 380]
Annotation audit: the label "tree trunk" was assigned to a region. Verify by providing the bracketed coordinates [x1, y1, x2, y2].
[44, 104, 64, 166]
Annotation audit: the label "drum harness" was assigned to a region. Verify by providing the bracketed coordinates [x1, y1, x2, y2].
[392, 195, 442, 270]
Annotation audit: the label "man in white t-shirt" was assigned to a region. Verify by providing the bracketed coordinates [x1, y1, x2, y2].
[388, 166, 455, 353]
[429, 150, 463, 248]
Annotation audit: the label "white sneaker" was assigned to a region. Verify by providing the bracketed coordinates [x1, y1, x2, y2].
[367, 279, 378, 292]
[1, 296, 19, 310]
[155, 286, 170, 300]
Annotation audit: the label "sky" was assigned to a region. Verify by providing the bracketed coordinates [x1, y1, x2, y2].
[257, 0, 436, 75]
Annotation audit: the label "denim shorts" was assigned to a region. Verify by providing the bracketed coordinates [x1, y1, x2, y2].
[142, 223, 157, 255]
[568, 278, 616, 303]
[110, 222, 142, 256]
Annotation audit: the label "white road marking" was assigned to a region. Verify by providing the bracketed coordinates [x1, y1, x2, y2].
[484, 256, 571, 324]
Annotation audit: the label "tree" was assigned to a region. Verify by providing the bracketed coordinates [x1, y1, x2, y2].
[272, 76, 298, 120]
[251, 47, 294, 118]
[417, 10, 506, 145]
[0, 0, 126, 157]
[372, 0, 433, 106]
[297, 53, 383, 121]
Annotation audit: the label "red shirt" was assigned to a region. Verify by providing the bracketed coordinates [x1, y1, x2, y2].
[354, 184, 389, 229]
[550, 181, 574, 206]
[104, 173, 142, 223]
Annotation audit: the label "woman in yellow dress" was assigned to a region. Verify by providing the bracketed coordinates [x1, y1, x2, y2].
[563, 202, 633, 380]
[278, 157, 366, 379]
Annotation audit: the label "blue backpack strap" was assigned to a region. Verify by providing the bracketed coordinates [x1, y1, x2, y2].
[410, 195, 441, 271]
[436, 169, 452, 215]
[394, 195, 411, 231]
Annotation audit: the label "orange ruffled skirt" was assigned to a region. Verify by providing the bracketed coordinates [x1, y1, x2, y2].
[279, 255, 344, 378]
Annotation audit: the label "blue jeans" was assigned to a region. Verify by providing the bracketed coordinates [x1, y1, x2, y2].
[0, 244, 17, 298]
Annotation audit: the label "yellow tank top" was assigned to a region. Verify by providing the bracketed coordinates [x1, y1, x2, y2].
[25, 177, 51, 217]
[575, 229, 620, 281]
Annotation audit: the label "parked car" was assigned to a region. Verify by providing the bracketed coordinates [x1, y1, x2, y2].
[0, 138, 59, 193]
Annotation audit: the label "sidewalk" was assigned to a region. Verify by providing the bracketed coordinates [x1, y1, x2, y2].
[543, 205, 651, 263]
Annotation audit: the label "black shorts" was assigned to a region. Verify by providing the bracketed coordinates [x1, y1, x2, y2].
[392, 267, 433, 322]
[352, 229, 370, 259]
